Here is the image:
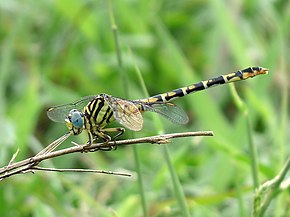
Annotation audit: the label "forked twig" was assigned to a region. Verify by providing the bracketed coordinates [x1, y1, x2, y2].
[8, 148, 20, 166]
[0, 131, 213, 181]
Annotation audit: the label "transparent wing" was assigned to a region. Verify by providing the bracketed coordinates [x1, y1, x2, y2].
[47, 95, 96, 123]
[103, 95, 143, 131]
[143, 102, 189, 125]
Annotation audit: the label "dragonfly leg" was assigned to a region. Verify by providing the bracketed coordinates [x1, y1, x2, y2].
[111, 127, 125, 140]
[81, 131, 105, 152]
[108, 127, 125, 150]
[99, 127, 125, 150]
[82, 127, 125, 151]
[87, 131, 94, 145]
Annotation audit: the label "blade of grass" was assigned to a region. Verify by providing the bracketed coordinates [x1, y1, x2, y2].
[276, 36, 288, 167]
[209, 0, 250, 66]
[229, 84, 259, 188]
[107, 1, 148, 217]
[131, 47, 191, 217]
[253, 157, 290, 217]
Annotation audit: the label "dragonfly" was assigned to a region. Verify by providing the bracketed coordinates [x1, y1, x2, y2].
[47, 66, 268, 148]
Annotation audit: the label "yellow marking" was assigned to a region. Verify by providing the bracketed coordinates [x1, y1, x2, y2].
[202, 81, 208, 88]
[243, 67, 268, 79]
[187, 85, 195, 91]
[230, 77, 242, 82]
[227, 72, 241, 82]
[259, 68, 269, 74]
[89, 101, 96, 118]
[96, 103, 109, 124]
[222, 75, 229, 82]
[181, 87, 187, 96]
[147, 98, 159, 103]
[161, 94, 166, 102]
[167, 92, 176, 97]
[65, 121, 73, 130]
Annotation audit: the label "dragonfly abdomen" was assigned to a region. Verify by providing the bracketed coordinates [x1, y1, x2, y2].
[140, 66, 268, 103]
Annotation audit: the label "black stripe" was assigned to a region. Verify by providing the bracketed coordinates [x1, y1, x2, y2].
[92, 99, 105, 121]
[139, 104, 145, 112]
[241, 67, 252, 73]
[148, 95, 163, 102]
[84, 109, 95, 132]
[100, 106, 111, 125]
[186, 82, 205, 94]
[84, 99, 100, 129]
[164, 89, 185, 101]
[251, 66, 261, 72]
[206, 76, 226, 87]
[226, 71, 242, 80]
[87, 98, 99, 116]
[106, 110, 114, 123]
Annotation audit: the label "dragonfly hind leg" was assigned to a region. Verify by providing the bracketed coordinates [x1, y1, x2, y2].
[83, 127, 125, 151]
[98, 127, 125, 151]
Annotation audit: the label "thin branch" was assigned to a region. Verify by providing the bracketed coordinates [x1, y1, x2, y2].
[32, 166, 131, 177]
[0, 131, 213, 181]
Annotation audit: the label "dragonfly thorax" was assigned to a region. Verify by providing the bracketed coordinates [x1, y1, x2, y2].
[65, 109, 84, 135]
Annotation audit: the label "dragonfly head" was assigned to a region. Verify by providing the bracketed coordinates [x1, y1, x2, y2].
[65, 109, 84, 135]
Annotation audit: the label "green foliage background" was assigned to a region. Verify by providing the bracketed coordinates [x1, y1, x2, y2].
[0, 0, 289, 216]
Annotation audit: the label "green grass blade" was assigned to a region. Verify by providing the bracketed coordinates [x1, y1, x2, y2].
[107, 1, 148, 217]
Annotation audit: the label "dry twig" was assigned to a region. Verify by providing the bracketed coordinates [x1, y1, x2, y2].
[0, 131, 213, 181]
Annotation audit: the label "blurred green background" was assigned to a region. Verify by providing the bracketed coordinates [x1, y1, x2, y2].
[0, 0, 289, 216]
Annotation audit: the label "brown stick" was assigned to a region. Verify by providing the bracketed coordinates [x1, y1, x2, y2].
[0, 131, 213, 181]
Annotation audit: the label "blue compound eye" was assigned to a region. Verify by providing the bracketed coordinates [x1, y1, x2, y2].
[69, 109, 84, 128]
